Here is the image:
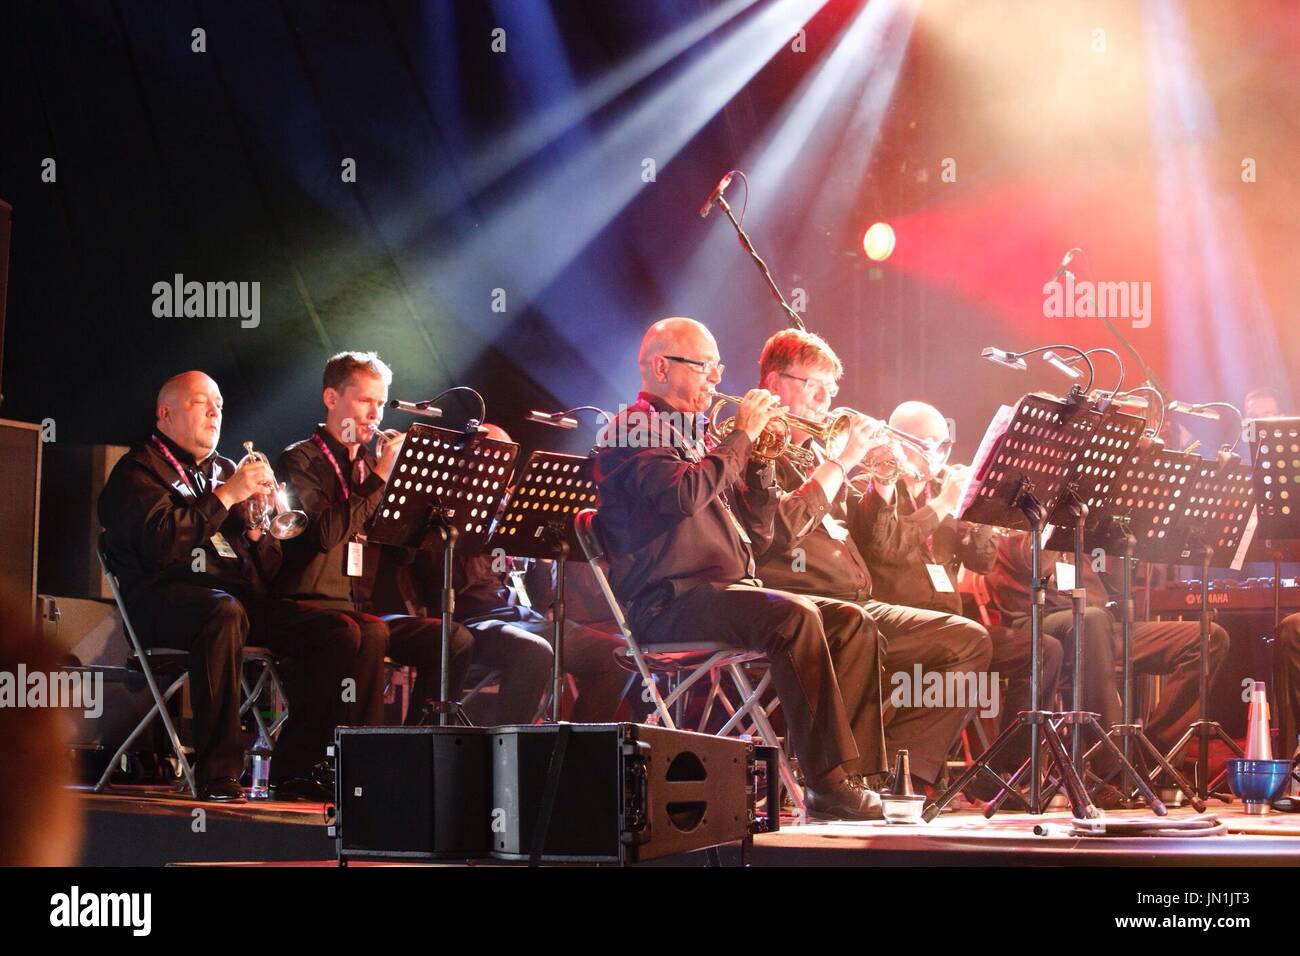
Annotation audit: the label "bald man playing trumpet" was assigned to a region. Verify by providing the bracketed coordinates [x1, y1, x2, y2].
[98, 371, 384, 802]
[593, 317, 887, 820]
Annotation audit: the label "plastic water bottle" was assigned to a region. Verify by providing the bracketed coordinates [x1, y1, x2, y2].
[247, 730, 272, 800]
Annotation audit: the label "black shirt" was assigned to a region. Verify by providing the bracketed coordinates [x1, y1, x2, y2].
[743, 450, 874, 603]
[592, 392, 776, 626]
[97, 430, 279, 604]
[983, 531, 1109, 621]
[274, 425, 388, 607]
[853, 478, 998, 614]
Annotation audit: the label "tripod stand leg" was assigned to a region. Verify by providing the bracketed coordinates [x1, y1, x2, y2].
[1039, 720, 1098, 818]
[922, 715, 1034, 822]
[1082, 718, 1166, 814]
[1136, 729, 1206, 813]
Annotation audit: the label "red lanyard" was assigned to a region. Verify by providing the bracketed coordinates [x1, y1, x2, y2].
[151, 434, 198, 495]
[312, 433, 351, 502]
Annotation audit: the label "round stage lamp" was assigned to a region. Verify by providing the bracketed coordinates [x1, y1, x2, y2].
[862, 222, 896, 261]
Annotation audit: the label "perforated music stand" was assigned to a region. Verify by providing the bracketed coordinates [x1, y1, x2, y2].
[1042, 405, 1149, 777]
[925, 393, 1106, 821]
[1249, 418, 1300, 779]
[1045, 441, 1208, 812]
[367, 423, 520, 725]
[488, 451, 599, 721]
[1151, 454, 1256, 800]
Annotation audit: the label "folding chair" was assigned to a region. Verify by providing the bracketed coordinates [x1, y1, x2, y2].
[573, 509, 806, 815]
[94, 534, 289, 796]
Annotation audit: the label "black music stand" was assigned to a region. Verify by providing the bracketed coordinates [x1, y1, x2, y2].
[366, 423, 519, 725]
[1153, 455, 1256, 800]
[1248, 418, 1300, 782]
[1044, 404, 1149, 776]
[488, 451, 598, 721]
[1046, 441, 1207, 812]
[925, 393, 1105, 821]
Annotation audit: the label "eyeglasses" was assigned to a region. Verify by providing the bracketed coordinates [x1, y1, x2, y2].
[665, 355, 725, 376]
[780, 372, 839, 399]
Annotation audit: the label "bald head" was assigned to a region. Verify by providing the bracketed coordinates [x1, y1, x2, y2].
[637, 317, 722, 414]
[889, 401, 948, 441]
[155, 370, 224, 462]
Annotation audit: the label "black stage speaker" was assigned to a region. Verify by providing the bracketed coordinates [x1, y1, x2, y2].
[0, 418, 42, 623]
[490, 723, 771, 864]
[330, 726, 493, 861]
[330, 723, 777, 865]
[38, 443, 129, 599]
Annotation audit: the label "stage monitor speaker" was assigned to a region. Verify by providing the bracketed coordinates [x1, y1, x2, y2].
[38, 443, 129, 599]
[490, 722, 771, 864]
[330, 726, 493, 861]
[0, 418, 41, 624]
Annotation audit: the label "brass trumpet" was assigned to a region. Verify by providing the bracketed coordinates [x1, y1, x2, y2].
[240, 441, 309, 540]
[712, 390, 925, 478]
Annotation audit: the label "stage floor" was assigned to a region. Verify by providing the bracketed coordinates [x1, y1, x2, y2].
[74, 786, 1300, 867]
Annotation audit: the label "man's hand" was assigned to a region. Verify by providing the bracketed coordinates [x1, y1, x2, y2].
[733, 389, 785, 444]
[839, 415, 891, 470]
[932, 463, 971, 517]
[375, 429, 406, 481]
[214, 456, 275, 509]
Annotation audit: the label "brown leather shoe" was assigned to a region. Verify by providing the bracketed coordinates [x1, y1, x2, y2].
[805, 776, 884, 821]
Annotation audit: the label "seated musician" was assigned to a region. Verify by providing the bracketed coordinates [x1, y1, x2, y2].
[985, 530, 1229, 761]
[375, 425, 629, 724]
[594, 316, 887, 820]
[98, 371, 380, 802]
[852, 399, 1062, 780]
[737, 330, 992, 792]
[273, 351, 475, 726]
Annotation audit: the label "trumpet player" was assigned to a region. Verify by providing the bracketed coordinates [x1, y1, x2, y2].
[274, 351, 475, 730]
[594, 317, 889, 820]
[853, 401, 1063, 785]
[98, 371, 381, 802]
[739, 330, 992, 794]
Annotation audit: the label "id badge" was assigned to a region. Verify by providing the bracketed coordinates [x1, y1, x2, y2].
[210, 532, 237, 559]
[347, 540, 365, 577]
[1055, 561, 1076, 591]
[507, 569, 532, 609]
[926, 563, 955, 593]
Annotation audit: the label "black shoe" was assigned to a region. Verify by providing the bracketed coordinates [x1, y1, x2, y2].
[272, 776, 333, 803]
[197, 776, 247, 803]
[805, 776, 884, 821]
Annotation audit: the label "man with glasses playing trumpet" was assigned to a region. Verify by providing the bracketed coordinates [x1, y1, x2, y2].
[594, 317, 889, 820]
[732, 330, 992, 795]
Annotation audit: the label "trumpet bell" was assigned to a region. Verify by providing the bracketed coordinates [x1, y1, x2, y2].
[269, 510, 309, 540]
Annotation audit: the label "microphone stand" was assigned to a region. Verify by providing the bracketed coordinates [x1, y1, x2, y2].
[703, 178, 806, 332]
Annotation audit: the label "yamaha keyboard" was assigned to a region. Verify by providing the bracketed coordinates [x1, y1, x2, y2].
[1139, 582, 1300, 615]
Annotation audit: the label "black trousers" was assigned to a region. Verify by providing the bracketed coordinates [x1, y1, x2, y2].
[129, 584, 372, 783]
[985, 625, 1065, 770]
[1272, 613, 1300, 758]
[465, 611, 628, 723]
[1031, 607, 1229, 752]
[636, 583, 884, 784]
[863, 600, 992, 786]
[302, 601, 475, 727]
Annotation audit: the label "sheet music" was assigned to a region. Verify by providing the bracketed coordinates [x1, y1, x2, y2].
[958, 403, 1015, 517]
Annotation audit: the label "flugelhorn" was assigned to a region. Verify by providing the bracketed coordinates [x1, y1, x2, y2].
[239, 441, 309, 540]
